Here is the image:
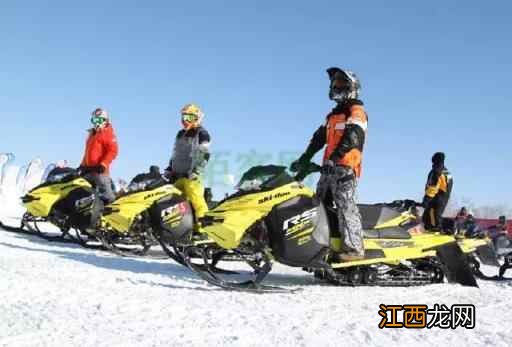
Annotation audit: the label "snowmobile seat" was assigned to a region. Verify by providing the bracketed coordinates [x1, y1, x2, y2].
[363, 226, 411, 239]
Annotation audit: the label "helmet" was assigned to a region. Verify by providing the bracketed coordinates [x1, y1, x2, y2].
[91, 108, 109, 129]
[180, 103, 204, 130]
[327, 67, 361, 103]
[432, 152, 445, 166]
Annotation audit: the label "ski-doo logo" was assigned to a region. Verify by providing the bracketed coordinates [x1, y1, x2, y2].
[144, 191, 165, 200]
[258, 192, 291, 204]
[283, 208, 318, 233]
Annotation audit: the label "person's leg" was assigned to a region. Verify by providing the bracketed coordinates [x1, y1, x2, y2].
[423, 202, 438, 231]
[435, 193, 449, 232]
[175, 178, 208, 219]
[332, 166, 364, 257]
[83, 174, 107, 231]
[96, 175, 116, 204]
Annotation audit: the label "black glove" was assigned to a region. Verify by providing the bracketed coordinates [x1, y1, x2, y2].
[79, 165, 105, 175]
[321, 160, 336, 175]
[290, 154, 310, 173]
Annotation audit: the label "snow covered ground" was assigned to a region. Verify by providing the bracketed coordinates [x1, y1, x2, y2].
[1, 215, 512, 347]
[1, 156, 511, 346]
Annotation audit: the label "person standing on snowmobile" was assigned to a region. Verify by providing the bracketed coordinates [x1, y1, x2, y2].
[290, 67, 368, 261]
[166, 104, 211, 227]
[422, 152, 452, 232]
[79, 107, 119, 203]
[79, 107, 119, 231]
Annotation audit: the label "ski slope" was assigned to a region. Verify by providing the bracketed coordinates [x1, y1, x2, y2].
[1, 218, 512, 347]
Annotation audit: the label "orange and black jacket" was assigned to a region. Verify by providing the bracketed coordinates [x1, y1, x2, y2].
[301, 99, 368, 177]
[424, 166, 453, 200]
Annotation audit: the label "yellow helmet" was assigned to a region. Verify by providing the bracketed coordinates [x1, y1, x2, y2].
[180, 103, 204, 130]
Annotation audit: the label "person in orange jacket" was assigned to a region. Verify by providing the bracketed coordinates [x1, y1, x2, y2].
[79, 107, 119, 204]
[422, 152, 452, 232]
[291, 67, 368, 261]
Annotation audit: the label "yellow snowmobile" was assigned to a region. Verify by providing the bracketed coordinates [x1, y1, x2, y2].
[21, 168, 97, 244]
[176, 165, 478, 292]
[358, 199, 499, 279]
[21, 169, 196, 259]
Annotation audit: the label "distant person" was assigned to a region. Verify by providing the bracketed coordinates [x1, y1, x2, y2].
[487, 216, 509, 240]
[454, 206, 469, 236]
[79, 107, 119, 230]
[463, 214, 484, 238]
[422, 152, 453, 232]
[166, 104, 211, 229]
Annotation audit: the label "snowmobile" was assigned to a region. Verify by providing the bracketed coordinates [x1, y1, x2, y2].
[98, 176, 196, 259]
[21, 169, 196, 258]
[21, 168, 98, 244]
[174, 164, 478, 292]
[359, 199, 499, 276]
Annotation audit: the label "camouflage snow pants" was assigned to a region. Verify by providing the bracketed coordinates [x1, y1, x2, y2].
[316, 166, 364, 255]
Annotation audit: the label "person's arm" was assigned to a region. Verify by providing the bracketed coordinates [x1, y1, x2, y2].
[422, 170, 439, 208]
[191, 128, 211, 176]
[99, 128, 119, 171]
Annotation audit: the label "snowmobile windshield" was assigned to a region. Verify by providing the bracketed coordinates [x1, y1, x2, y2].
[236, 165, 294, 192]
[45, 167, 77, 183]
[126, 177, 165, 193]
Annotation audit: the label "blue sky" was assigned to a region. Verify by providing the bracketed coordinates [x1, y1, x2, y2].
[1, 1, 511, 204]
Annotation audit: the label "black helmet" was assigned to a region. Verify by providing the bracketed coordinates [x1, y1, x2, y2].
[431, 152, 445, 166]
[327, 67, 361, 103]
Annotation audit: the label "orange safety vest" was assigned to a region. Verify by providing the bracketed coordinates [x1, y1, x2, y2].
[323, 104, 368, 177]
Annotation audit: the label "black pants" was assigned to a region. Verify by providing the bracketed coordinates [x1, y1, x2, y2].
[423, 193, 449, 231]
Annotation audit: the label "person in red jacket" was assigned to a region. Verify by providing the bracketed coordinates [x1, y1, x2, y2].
[79, 107, 119, 204]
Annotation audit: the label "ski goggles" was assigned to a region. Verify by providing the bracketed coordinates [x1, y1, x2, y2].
[182, 113, 199, 122]
[91, 116, 107, 126]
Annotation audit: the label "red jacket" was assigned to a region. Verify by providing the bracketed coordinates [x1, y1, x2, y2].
[81, 124, 119, 175]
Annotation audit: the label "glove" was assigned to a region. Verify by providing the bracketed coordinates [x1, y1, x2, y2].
[79, 165, 105, 175]
[189, 171, 199, 180]
[96, 165, 106, 174]
[76, 165, 85, 175]
[290, 154, 310, 173]
[321, 160, 336, 175]
[164, 169, 177, 182]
